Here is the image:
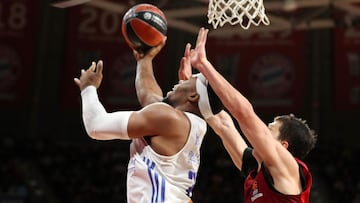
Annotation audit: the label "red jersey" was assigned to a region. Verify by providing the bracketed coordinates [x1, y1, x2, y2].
[244, 159, 312, 203]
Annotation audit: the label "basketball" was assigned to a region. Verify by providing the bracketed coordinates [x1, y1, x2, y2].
[121, 3, 167, 53]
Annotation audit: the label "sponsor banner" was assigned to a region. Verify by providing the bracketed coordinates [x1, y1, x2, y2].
[62, 4, 167, 110]
[334, 28, 360, 111]
[0, 0, 39, 107]
[207, 31, 306, 113]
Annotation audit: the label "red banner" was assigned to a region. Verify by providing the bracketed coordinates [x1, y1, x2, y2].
[334, 28, 360, 111]
[61, 4, 168, 110]
[206, 31, 306, 114]
[0, 0, 39, 107]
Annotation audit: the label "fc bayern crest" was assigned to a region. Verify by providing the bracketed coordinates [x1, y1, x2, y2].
[104, 52, 137, 106]
[249, 53, 294, 98]
[0, 45, 22, 92]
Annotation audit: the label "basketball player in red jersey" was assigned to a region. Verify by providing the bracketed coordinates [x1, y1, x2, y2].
[189, 27, 318, 202]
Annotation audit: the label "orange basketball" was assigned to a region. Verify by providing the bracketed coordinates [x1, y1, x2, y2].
[121, 3, 167, 53]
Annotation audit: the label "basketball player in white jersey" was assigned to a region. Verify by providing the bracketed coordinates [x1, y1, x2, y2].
[74, 39, 222, 203]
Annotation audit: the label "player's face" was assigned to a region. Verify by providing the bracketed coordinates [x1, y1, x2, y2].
[268, 121, 282, 141]
[165, 77, 197, 105]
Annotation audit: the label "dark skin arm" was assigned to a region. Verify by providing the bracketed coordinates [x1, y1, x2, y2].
[134, 38, 167, 107]
[74, 60, 191, 156]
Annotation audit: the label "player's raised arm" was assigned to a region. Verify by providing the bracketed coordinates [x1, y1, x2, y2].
[190, 28, 304, 195]
[206, 110, 250, 170]
[134, 39, 167, 107]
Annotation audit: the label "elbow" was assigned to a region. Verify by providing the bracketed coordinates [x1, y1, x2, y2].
[87, 130, 109, 140]
[84, 123, 103, 140]
[232, 101, 254, 121]
[87, 130, 100, 140]
[83, 116, 103, 140]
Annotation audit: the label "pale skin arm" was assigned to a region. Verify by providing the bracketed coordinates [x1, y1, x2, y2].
[179, 42, 249, 170]
[190, 28, 302, 195]
[206, 110, 248, 170]
[178, 43, 250, 165]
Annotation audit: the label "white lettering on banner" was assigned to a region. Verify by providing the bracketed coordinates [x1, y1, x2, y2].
[0, 2, 27, 32]
[344, 14, 360, 39]
[78, 7, 121, 36]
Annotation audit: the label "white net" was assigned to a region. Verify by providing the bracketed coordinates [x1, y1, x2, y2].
[207, 0, 270, 29]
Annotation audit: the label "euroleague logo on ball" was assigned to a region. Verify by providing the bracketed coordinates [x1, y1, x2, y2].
[142, 12, 167, 31]
[143, 12, 152, 19]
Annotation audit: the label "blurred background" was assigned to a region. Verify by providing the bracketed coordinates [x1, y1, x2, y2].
[0, 0, 359, 202]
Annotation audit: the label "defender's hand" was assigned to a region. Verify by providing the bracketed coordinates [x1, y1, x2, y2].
[178, 43, 192, 81]
[190, 27, 209, 72]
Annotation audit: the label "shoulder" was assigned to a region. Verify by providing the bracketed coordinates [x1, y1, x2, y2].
[184, 112, 206, 128]
[128, 102, 190, 139]
[141, 102, 180, 115]
[138, 102, 187, 124]
[296, 159, 312, 184]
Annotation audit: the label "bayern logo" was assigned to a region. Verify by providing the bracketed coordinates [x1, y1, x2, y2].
[249, 53, 294, 98]
[109, 53, 136, 95]
[0, 45, 21, 91]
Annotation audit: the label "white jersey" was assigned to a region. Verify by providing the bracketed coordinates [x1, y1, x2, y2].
[127, 112, 207, 203]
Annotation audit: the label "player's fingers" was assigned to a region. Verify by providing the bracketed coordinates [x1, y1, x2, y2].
[198, 28, 205, 46]
[184, 43, 191, 57]
[178, 58, 186, 80]
[74, 78, 80, 86]
[88, 61, 96, 72]
[201, 29, 209, 46]
[151, 37, 167, 55]
[196, 27, 205, 47]
[161, 36, 167, 46]
[134, 49, 145, 59]
[96, 60, 103, 74]
[195, 28, 203, 47]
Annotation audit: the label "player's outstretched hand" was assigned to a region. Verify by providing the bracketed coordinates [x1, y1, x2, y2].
[190, 27, 209, 72]
[178, 43, 192, 81]
[206, 110, 236, 135]
[74, 60, 104, 91]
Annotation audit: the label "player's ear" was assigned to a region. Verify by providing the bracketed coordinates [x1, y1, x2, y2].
[280, 140, 289, 149]
[188, 92, 199, 103]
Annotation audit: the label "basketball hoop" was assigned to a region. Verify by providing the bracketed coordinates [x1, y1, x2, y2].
[207, 0, 270, 29]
